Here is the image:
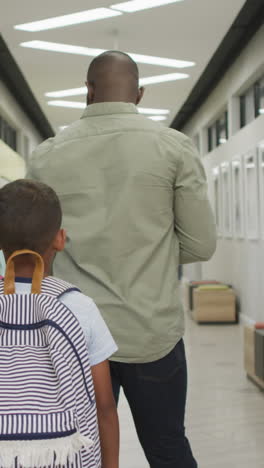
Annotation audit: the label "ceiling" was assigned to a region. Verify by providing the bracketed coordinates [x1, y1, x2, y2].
[0, 0, 246, 132]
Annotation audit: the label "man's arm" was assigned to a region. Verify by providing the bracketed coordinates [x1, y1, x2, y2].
[26, 156, 37, 180]
[26, 137, 55, 181]
[91, 360, 119, 468]
[173, 136, 217, 265]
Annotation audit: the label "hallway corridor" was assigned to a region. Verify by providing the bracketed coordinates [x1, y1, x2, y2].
[118, 314, 264, 468]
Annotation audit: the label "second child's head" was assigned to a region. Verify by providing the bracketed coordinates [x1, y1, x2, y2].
[0, 179, 65, 268]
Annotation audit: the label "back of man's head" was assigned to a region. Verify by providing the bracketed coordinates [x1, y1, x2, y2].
[0, 180, 62, 256]
[86, 50, 144, 105]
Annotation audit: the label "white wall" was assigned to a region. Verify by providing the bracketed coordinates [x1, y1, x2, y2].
[0, 139, 25, 181]
[182, 25, 264, 324]
[0, 79, 46, 277]
[0, 80, 42, 160]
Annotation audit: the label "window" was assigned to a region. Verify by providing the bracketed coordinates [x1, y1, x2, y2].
[0, 115, 17, 151]
[240, 95, 246, 128]
[207, 111, 228, 152]
[240, 75, 264, 128]
[216, 111, 228, 145]
[208, 127, 213, 152]
[254, 76, 264, 117]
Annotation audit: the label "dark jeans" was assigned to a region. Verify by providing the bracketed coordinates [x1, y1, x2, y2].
[110, 339, 197, 468]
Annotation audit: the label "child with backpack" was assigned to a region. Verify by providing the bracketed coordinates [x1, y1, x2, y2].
[0, 179, 119, 468]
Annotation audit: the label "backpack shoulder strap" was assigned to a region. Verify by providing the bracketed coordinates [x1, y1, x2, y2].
[0, 277, 80, 299]
[0, 251, 81, 299]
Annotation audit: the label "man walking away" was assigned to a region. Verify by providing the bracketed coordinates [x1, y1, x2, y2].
[27, 51, 217, 468]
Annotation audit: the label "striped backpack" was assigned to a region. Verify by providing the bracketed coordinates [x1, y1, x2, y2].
[0, 250, 101, 468]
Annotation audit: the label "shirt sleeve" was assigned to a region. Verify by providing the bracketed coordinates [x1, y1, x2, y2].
[173, 135, 217, 264]
[59, 291, 118, 366]
[26, 138, 54, 181]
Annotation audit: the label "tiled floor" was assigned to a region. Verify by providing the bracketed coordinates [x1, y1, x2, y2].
[118, 313, 264, 468]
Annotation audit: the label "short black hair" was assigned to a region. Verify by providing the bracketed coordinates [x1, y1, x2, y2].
[0, 179, 62, 255]
[87, 50, 139, 84]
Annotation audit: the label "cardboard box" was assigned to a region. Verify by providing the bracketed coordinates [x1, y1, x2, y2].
[193, 288, 236, 322]
[255, 329, 264, 380]
[187, 281, 220, 311]
[244, 326, 264, 390]
[244, 326, 255, 376]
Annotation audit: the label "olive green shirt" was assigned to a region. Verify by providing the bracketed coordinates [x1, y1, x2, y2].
[27, 102, 216, 363]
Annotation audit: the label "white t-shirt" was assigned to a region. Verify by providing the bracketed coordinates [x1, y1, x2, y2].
[14, 278, 118, 367]
[0, 251, 5, 277]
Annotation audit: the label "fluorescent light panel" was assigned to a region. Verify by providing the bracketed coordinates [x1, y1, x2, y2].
[139, 107, 169, 115]
[48, 100, 85, 109]
[129, 53, 193, 68]
[15, 1, 182, 33]
[45, 72, 189, 98]
[111, 0, 182, 13]
[48, 100, 169, 115]
[21, 41, 195, 68]
[21, 41, 104, 57]
[140, 72, 189, 85]
[15, 8, 122, 32]
[148, 116, 167, 121]
[46, 87, 87, 98]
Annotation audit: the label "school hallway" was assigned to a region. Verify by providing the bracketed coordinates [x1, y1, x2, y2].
[1, 2, 264, 468]
[118, 313, 264, 468]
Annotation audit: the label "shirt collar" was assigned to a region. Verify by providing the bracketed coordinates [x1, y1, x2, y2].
[0, 277, 32, 283]
[81, 102, 139, 119]
[15, 277, 32, 283]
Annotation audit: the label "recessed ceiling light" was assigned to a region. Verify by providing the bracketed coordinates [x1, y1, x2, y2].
[111, 0, 182, 13]
[15, 8, 122, 32]
[130, 53, 193, 68]
[46, 87, 87, 98]
[48, 100, 86, 109]
[48, 100, 169, 115]
[140, 72, 189, 85]
[21, 41, 195, 69]
[138, 108, 169, 115]
[148, 116, 167, 121]
[45, 72, 189, 98]
[21, 41, 104, 57]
